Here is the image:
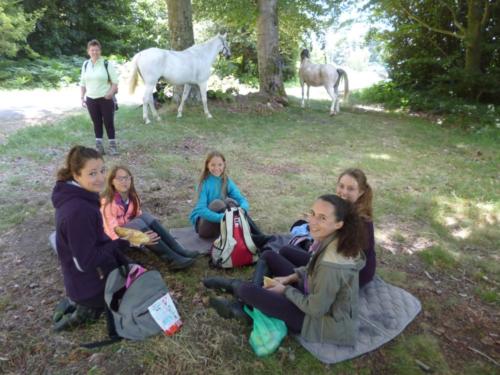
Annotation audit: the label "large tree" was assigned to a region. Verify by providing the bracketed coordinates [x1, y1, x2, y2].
[369, 0, 500, 100]
[193, 0, 341, 100]
[166, 0, 199, 102]
[256, 0, 286, 101]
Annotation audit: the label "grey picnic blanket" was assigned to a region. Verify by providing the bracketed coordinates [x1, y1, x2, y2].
[170, 227, 214, 255]
[48, 225, 213, 256]
[297, 275, 421, 364]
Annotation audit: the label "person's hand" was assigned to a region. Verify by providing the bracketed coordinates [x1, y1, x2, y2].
[145, 230, 160, 246]
[81, 97, 87, 108]
[266, 282, 286, 295]
[104, 92, 113, 100]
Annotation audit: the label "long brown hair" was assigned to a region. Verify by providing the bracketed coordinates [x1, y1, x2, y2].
[196, 151, 228, 198]
[57, 145, 102, 182]
[338, 168, 373, 220]
[101, 165, 141, 218]
[308, 194, 366, 274]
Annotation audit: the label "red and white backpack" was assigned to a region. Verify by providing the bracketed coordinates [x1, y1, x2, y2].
[211, 207, 259, 268]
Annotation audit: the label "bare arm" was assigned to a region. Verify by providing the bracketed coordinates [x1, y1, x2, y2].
[80, 86, 87, 107]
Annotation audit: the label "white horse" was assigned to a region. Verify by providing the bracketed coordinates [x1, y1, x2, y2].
[129, 34, 231, 124]
[299, 49, 349, 115]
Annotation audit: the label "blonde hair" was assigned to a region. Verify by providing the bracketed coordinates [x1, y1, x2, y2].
[197, 151, 228, 198]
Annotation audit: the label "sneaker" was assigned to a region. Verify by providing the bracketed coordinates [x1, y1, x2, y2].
[109, 140, 119, 156]
[96, 141, 105, 155]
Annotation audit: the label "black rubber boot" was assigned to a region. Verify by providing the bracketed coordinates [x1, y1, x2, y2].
[149, 220, 199, 258]
[209, 297, 251, 325]
[252, 258, 270, 287]
[53, 304, 102, 332]
[203, 277, 243, 295]
[148, 241, 195, 270]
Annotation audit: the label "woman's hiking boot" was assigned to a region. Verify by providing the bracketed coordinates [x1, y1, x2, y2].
[209, 297, 251, 325]
[95, 140, 105, 155]
[203, 277, 243, 295]
[53, 304, 102, 332]
[52, 297, 76, 323]
[109, 140, 119, 156]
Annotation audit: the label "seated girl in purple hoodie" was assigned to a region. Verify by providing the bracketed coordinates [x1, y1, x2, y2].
[51, 145, 130, 331]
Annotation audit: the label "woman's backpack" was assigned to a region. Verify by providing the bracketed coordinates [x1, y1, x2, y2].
[211, 207, 259, 268]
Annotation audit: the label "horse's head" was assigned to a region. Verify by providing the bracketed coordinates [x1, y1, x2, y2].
[300, 49, 310, 61]
[218, 33, 231, 59]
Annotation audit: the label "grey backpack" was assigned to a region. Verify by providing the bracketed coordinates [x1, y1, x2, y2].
[104, 265, 169, 340]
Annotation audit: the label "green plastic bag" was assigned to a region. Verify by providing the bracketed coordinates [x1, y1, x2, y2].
[244, 306, 287, 357]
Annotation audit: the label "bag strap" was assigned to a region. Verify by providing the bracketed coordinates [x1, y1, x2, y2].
[80, 306, 123, 349]
[84, 59, 111, 84]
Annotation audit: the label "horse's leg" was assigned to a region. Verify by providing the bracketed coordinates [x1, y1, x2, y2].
[306, 85, 310, 107]
[324, 84, 337, 115]
[334, 85, 341, 114]
[177, 84, 191, 118]
[142, 83, 155, 124]
[198, 81, 212, 119]
[300, 80, 305, 108]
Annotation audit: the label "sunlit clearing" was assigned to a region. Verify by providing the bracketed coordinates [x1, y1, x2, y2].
[368, 153, 391, 160]
[434, 196, 499, 239]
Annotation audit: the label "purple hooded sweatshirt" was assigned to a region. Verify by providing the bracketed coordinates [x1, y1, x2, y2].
[52, 181, 129, 303]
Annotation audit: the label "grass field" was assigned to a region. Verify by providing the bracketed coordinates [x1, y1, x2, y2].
[0, 96, 498, 374]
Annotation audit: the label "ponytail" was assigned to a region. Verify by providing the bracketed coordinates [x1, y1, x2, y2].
[57, 145, 102, 181]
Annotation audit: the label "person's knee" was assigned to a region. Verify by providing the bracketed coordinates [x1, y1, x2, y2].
[224, 198, 238, 209]
[261, 250, 278, 263]
[208, 199, 226, 212]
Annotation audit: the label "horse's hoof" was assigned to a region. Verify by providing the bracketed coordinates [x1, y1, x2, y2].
[144, 120, 151, 125]
[329, 112, 337, 116]
[207, 114, 213, 119]
[155, 117, 161, 122]
[177, 113, 182, 118]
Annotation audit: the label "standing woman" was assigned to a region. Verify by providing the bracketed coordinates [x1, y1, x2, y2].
[51, 146, 130, 331]
[80, 39, 119, 156]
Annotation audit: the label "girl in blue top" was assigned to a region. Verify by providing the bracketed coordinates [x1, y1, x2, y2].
[190, 151, 250, 238]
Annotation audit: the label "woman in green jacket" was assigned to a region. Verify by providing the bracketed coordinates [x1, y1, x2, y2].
[208, 194, 366, 346]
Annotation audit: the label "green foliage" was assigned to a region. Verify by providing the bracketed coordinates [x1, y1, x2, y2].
[351, 81, 500, 131]
[0, 55, 84, 89]
[22, 0, 169, 57]
[0, 0, 41, 57]
[366, 0, 500, 102]
[193, 0, 344, 82]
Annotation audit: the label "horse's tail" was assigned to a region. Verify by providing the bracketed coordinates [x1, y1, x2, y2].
[128, 54, 140, 95]
[336, 68, 349, 102]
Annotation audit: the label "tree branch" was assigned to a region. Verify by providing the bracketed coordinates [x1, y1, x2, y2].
[438, 0, 465, 33]
[480, 0, 492, 29]
[400, 4, 465, 39]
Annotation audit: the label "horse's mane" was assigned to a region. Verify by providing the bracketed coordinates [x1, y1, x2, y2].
[185, 35, 220, 53]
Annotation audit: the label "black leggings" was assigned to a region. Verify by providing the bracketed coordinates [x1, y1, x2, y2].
[86, 96, 115, 139]
[235, 251, 305, 333]
[279, 245, 311, 267]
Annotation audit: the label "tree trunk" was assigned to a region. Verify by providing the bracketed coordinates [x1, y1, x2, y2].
[256, 0, 287, 103]
[464, 0, 483, 76]
[165, 0, 199, 103]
